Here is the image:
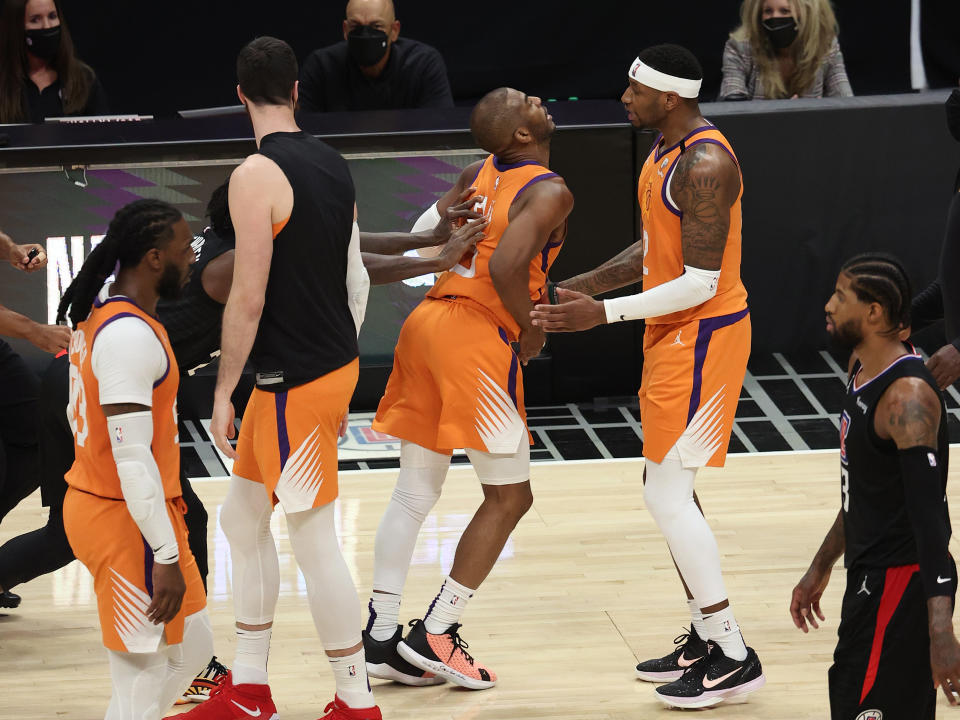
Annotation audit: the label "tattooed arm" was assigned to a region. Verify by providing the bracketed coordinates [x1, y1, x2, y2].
[558, 230, 644, 296]
[672, 142, 740, 271]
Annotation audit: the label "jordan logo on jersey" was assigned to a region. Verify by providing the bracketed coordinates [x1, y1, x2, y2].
[671, 330, 685, 346]
[839, 410, 851, 464]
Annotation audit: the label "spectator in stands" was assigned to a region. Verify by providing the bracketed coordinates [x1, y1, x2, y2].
[299, 0, 453, 113]
[719, 0, 852, 101]
[0, 0, 108, 123]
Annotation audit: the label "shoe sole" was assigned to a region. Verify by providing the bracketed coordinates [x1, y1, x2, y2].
[656, 673, 766, 709]
[396, 641, 496, 690]
[635, 668, 683, 683]
[366, 661, 446, 686]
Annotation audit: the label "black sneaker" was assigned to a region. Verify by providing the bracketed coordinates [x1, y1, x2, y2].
[397, 619, 496, 690]
[0, 591, 21, 609]
[364, 624, 445, 687]
[655, 644, 766, 708]
[635, 626, 709, 682]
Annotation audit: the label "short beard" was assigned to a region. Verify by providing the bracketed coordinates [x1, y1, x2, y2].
[157, 262, 184, 300]
[828, 318, 864, 353]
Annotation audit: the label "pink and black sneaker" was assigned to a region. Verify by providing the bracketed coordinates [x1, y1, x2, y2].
[396, 619, 496, 690]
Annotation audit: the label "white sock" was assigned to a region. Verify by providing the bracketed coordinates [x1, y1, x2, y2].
[702, 607, 747, 661]
[329, 649, 375, 709]
[367, 592, 401, 642]
[423, 576, 474, 635]
[687, 598, 707, 640]
[233, 627, 271, 685]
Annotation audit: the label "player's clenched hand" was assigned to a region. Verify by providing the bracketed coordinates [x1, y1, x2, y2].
[530, 288, 606, 332]
[147, 561, 186, 624]
[518, 325, 546, 366]
[931, 628, 960, 705]
[789, 565, 831, 633]
[437, 218, 488, 269]
[211, 397, 238, 460]
[30, 323, 71, 353]
[434, 187, 484, 242]
[9, 243, 47, 272]
[927, 344, 960, 390]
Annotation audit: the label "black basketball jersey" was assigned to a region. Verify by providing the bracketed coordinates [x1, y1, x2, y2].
[250, 131, 358, 390]
[157, 227, 234, 375]
[840, 350, 951, 569]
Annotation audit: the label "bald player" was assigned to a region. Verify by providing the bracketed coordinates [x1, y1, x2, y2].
[530, 44, 764, 708]
[363, 88, 573, 690]
[299, 0, 453, 113]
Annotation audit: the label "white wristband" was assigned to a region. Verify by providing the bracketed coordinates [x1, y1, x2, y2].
[413, 203, 444, 259]
[604, 265, 721, 323]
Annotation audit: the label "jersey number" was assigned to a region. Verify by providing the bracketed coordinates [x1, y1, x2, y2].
[840, 467, 850, 512]
[67, 330, 88, 448]
[641, 230, 650, 277]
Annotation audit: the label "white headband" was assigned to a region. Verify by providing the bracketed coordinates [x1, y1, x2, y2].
[628, 58, 702, 98]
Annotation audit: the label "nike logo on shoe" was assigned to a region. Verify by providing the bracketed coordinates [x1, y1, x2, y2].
[702, 667, 743, 689]
[677, 654, 703, 668]
[231, 700, 263, 717]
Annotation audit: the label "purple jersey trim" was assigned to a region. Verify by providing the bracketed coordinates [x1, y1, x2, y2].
[687, 308, 750, 425]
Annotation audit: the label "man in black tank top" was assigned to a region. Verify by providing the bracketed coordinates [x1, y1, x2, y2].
[791, 255, 960, 719]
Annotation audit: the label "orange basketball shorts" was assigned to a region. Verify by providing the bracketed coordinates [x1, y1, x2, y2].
[373, 297, 528, 455]
[639, 308, 751, 468]
[232, 358, 359, 513]
[63, 487, 206, 653]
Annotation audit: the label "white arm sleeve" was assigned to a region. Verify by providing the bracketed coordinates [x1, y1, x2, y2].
[91, 317, 166, 406]
[413, 203, 443, 259]
[603, 265, 721, 323]
[346, 221, 370, 335]
[109, 411, 179, 564]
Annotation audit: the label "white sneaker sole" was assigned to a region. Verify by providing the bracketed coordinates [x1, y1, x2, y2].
[396, 640, 496, 690]
[635, 668, 684, 683]
[657, 673, 766, 709]
[366, 661, 446, 686]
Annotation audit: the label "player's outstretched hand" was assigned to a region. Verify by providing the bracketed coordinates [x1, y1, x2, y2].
[30, 323, 71, 354]
[927, 344, 960, 390]
[434, 187, 483, 242]
[8, 243, 47, 272]
[790, 565, 831, 633]
[338, 409, 349, 438]
[931, 627, 960, 705]
[147, 561, 185, 625]
[211, 397, 238, 460]
[530, 288, 606, 332]
[438, 217, 488, 269]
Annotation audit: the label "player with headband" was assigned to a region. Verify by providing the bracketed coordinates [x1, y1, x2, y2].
[530, 43, 764, 708]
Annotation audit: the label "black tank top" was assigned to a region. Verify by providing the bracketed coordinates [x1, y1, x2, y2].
[250, 131, 358, 390]
[841, 350, 951, 568]
[157, 227, 233, 375]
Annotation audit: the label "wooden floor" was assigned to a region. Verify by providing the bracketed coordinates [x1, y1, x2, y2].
[2, 450, 959, 719]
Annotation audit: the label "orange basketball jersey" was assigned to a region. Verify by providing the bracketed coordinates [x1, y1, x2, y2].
[428, 155, 563, 340]
[66, 295, 181, 500]
[638, 124, 748, 325]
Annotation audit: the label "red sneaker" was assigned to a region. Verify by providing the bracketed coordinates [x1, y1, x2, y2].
[178, 672, 279, 720]
[318, 695, 383, 720]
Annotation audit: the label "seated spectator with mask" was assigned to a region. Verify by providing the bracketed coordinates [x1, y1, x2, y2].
[719, 0, 852, 101]
[0, 0, 108, 123]
[299, 0, 453, 113]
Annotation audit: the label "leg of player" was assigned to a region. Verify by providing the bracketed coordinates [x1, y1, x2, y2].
[286, 502, 381, 718]
[0, 504, 74, 605]
[641, 446, 765, 707]
[105, 649, 169, 720]
[158, 610, 216, 709]
[397, 441, 531, 690]
[363, 441, 448, 687]
[180, 476, 281, 719]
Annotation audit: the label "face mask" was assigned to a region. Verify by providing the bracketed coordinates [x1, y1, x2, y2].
[25, 25, 61, 61]
[762, 16, 799, 50]
[946, 88, 960, 143]
[348, 25, 389, 68]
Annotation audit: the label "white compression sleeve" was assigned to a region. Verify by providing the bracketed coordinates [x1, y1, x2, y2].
[346, 221, 370, 335]
[109, 411, 179, 564]
[604, 265, 721, 323]
[413, 203, 443, 259]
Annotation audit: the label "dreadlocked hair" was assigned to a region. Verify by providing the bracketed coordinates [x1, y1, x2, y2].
[57, 199, 182, 328]
[840, 253, 913, 336]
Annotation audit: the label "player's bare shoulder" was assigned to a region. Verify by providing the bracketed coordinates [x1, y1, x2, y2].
[876, 375, 942, 447]
[509, 175, 574, 228]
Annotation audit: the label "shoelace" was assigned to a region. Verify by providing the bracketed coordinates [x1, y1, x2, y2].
[444, 623, 477, 667]
[206, 656, 230, 681]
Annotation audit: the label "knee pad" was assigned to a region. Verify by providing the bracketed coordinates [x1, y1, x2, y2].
[643, 447, 696, 528]
[465, 435, 530, 486]
[221, 477, 272, 546]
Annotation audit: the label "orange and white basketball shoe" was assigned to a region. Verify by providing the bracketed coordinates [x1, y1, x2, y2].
[396, 619, 496, 690]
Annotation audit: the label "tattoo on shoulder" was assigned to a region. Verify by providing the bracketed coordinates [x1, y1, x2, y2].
[885, 382, 941, 448]
[673, 144, 733, 271]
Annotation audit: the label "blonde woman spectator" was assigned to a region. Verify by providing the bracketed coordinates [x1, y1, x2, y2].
[719, 0, 852, 100]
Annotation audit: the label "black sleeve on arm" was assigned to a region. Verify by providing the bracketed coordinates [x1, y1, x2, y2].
[901, 445, 954, 598]
[413, 47, 453, 109]
[910, 280, 943, 333]
[298, 52, 324, 113]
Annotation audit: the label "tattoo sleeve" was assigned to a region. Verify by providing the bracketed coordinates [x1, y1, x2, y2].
[882, 378, 941, 448]
[812, 510, 845, 572]
[672, 144, 737, 271]
[558, 239, 644, 296]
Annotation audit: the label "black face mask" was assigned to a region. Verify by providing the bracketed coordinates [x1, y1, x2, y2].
[762, 16, 799, 50]
[348, 25, 389, 68]
[25, 25, 61, 61]
[946, 88, 960, 143]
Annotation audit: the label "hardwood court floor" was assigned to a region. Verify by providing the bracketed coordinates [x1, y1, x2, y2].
[2, 450, 959, 719]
